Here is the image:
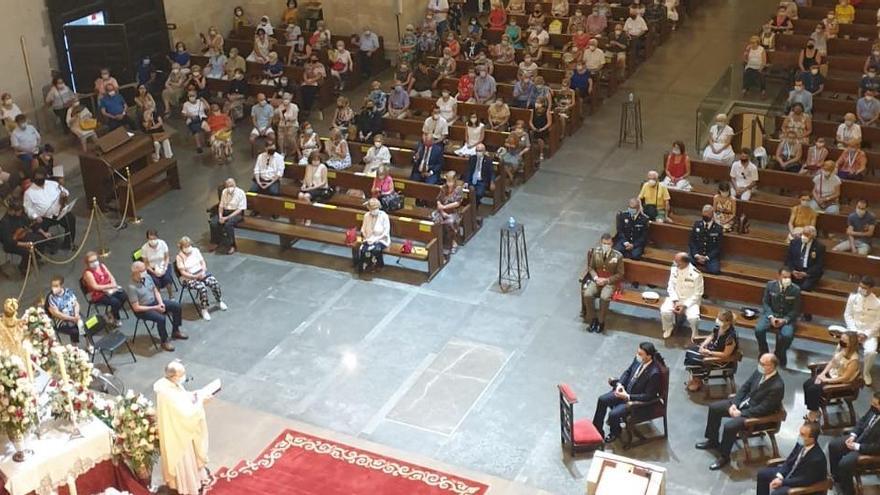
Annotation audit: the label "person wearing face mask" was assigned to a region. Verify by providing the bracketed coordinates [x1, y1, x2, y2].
[580, 233, 624, 333]
[260, 52, 284, 86]
[742, 36, 768, 97]
[127, 261, 185, 353]
[93, 68, 118, 98]
[803, 332, 860, 423]
[786, 225, 825, 296]
[834, 199, 877, 256]
[473, 67, 496, 105]
[811, 160, 842, 213]
[800, 137, 827, 174]
[801, 64, 825, 96]
[623, 11, 648, 59]
[435, 89, 457, 122]
[844, 276, 880, 385]
[354, 198, 390, 274]
[836, 139, 867, 180]
[455, 113, 485, 157]
[201, 26, 224, 58]
[363, 134, 391, 174]
[224, 47, 246, 81]
[684, 310, 738, 392]
[688, 205, 723, 274]
[786, 80, 812, 114]
[858, 89, 880, 127]
[412, 109, 449, 184]
[44, 77, 75, 133]
[46, 275, 85, 347]
[98, 84, 134, 131]
[488, 0, 507, 31]
[788, 192, 818, 241]
[181, 91, 207, 153]
[176, 236, 226, 321]
[248, 28, 273, 64]
[697, 353, 784, 470]
[0, 199, 46, 274]
[835, 0, 855, 24]
[703, 114, 736, 165]
[582, 39, 606, 72]
[301, 56, 326, 120]
[756, 421, 827, 495]
[754, 267, 803, 367]
[249, 93, 276, 146]
[465, 143, 494, 207]
[209, 178, 246, 255]
[613, 198, 650, 260]
[297, 123, 320, 165]
[638, 170, 671, 223]
[729, 149, 759, 201]
[24, 168, 75, 250]
[82, 251, 127, 326]
[661, 140, 691, 191]
[251, 143, 284, 200]
[141, 229, 174, 296]
[366, 80, 388, 114]
[10, 115, 41, 165]
[592, 342, 664, 443]
[153, 359, 213, 495]
[162, 63, 187, 118]
[355, 101, 383, 144]
[660, 252, 704, 339]
[861, 68, 880, 98]
[388, 83, 411, 120]
[399, 25, 418, 66]
[329, 41, 352, 92]
[828, 391, 880, 493]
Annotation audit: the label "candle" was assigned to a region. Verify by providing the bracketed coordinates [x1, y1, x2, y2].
[53, 347, 68, 383]
[22, 341, 34, 382]
[67, 475, 78, 495]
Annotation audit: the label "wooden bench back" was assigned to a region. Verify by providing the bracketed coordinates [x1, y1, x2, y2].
[799, 6, 875, 24]
[775, 33, 872, 57]
[282, 163, 443, 204]
[408, 96, 533, 124]
[793, 18, 876, 38]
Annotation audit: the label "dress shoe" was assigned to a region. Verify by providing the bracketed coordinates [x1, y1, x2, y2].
[172, 331, 189, 340]
[597, 322, 605, 334]
[709, 457, 730, 470]
[603, 433, 617, 443]
[588, 318, 598, 333]
[695, 440, 719, 450]
[161, 342, 176, 352]
[803, 313, 813, 322]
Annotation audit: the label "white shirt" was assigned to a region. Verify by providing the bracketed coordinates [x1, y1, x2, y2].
[141, 239, 169, 274]
[23, 180, 68, 219]
[845, 292, 880, 339]
[422, 115, 449, 142]
[182, 99, 207, 120]
[276, 102, 299, 126]
[436, 97, 457, 122]
[730, 160, 759, 188]
[364, 145, 391, 173]
[837, 122, 862, 144]
[666, 262, 704, 307]
[219, 186, 247, 211]
[428, 0, 450, 20]
[582, 47, 606, 71]
[709, 124, 734, 147]
[362, 210, 391, 246]
[253, 152, 285, 182]
[624, 16, 648, 37]
[178, 247, 205, 275]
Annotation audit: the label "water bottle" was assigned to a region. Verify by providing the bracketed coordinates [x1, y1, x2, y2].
[508, 216, 516, 229]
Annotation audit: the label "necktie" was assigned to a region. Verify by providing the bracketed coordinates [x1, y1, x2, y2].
[628, 363, 645, 389]
[859, 413, 880, 442]
[802, 242, 809, 267]
[788, 447, 807, 476]
[473, 156, 482, 184]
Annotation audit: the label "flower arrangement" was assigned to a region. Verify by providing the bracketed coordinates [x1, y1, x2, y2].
[0, 353, 38, 441]
[49, 381, 94, 422]
[50, 345, 93, 389]
[21, 307, 57, 370]
[111, 390, 160, 478]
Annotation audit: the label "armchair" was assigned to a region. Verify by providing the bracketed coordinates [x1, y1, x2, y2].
[690, 335, 742, 399]
[808, 361, 863, 429]
[621, 361, 669, 449]
[764, 457, 832, 495]
[736, 401, 786, 463]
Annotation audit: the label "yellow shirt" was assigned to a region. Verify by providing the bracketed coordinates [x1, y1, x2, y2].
[638, 182, 670, 206]
[790, 205, 817, 229]
[835, 4, 855, 24]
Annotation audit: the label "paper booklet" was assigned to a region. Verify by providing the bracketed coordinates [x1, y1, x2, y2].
[197, 379, 222, 401]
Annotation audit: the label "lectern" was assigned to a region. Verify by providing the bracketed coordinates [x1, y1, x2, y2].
[78, 128, 181, 215]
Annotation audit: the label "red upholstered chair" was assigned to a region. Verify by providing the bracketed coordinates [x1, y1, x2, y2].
[558, 383, 604, 456]
[621, 361, 669, 449]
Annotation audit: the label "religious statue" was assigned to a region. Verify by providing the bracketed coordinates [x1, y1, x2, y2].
[0, 297, 26, 363]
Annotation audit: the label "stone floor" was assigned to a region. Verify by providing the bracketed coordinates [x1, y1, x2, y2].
[2, 1, 871, 494]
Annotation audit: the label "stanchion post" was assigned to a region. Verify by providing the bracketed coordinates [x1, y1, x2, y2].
[126, 167, 143, 225]
[92, 197, 111, 258]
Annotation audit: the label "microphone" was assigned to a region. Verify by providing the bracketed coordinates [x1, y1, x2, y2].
[185, 375, 194, 383]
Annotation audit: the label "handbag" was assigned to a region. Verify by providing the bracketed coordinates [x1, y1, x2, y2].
[80, 118, 98, 131]
[401, 239, 414, 254]
[345, 227, 358, 245]
[379, 192, 404, 212]
[641, 182, 660, 220]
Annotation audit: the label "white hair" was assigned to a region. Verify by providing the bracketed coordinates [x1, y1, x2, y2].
[165, 359, 185, 379]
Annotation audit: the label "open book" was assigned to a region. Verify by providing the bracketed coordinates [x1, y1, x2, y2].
[196, 379, 222, 402]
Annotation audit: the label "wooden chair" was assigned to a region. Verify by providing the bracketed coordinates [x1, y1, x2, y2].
[621, 360, 669, 449]
[855, 454, 880, 495]
[736, 404, 787, 463]
[557, 383, 604, 456]
[807, 362, 864, 430]
[764, 457, 832, 494]
[689, 336, 742, 399]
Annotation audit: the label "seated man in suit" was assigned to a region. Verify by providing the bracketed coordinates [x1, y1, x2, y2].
[829, 392, 880, 494]
[581, 233, 624, 333]
[756, 421, 827, 495]
[696, 353, 785, 470]
[660, 252, 704, 340]
[410, 108, 448, 185]
[754, 267, 802, 368]
[613, 198, 649, 260]
[785, 225, 825, 293]
[592, 342, 663, 443]
[688, 204, 723, 274]
[465, 144, 494, 206]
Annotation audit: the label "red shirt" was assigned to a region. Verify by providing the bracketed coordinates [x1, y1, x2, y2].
[665, 153, 689, 180]
[206, 113, 230, 133]
[84, 265, 111, 302]
[457, 75, 475, 101]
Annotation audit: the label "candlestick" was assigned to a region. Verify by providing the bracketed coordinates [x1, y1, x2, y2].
[53, 346, 68, 382]
[67, 475, 78, 495]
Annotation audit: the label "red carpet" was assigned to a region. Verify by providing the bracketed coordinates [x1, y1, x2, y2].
[204, 429, 490, 495]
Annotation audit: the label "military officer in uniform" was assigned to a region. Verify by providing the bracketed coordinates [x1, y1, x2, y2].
[661, 252, 705, 339]
[754, 266, 802, 368]
[688, 204, 723, 274]
[613, 198, 650, 260]
[581, 233, 625, 333]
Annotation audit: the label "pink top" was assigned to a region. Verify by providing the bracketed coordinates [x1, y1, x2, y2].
[373, 175, 394, 195]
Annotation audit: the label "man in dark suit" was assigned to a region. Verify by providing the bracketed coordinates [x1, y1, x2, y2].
[593, 342, 662, 443]
[613, 198, 650, 260]
[688, 204, 723, 274]
[465, 144, 494, 206]
[756, 421, 827, 495]
[785, 225, 825, 292]
[696, 353, 785, 470]
[829, 392, 880, 494]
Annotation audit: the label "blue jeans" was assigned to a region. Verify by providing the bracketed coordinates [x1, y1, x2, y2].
[754, 315, 795, 365]
[135, 298, 181, 343]
[150, 269, 174, 289]
[250, 180, 281, 195]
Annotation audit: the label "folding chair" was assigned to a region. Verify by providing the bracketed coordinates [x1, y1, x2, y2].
[131, 315, 163, 351]
[174, 264, 200, 307]
[82, 314, 136, 374]
[79, 277, 130, 320]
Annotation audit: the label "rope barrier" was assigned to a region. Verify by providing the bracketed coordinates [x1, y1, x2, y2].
[35, 206, 97, 265]
[16, 248, 37, 301]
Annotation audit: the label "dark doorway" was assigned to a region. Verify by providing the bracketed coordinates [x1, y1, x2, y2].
[63, 24, 130, 93]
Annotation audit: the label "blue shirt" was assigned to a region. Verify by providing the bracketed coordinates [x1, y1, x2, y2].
[99, 94, 126, 116]
[848, 211, 877, 245]
[251, 102, 274, 129]
[48, 288, 78, 324]
[137, 62, 153, 85]
[570, 70, 591, 90]
[170, 51, 191, 66]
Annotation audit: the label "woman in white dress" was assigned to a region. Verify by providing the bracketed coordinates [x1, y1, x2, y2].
[436, 89, 458, 123]
[297, 123, 320, 165]
[702, 114, 736, 165]
[455, 113, 485, 156]
[325, 128, 352, 170]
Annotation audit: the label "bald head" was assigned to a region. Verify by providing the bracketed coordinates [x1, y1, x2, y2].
[673, 252, 690, 269]
[165, 359, 186, 381]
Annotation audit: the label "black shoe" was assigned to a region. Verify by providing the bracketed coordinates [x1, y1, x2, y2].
[588, 318, 598, 332]
[603, 433, 617, 443]
[597, 322, 605, 334]
[803, 313, 813, 322]
[196, 147, 204, 154]
[695, 440, 719, 450]
[709, 457, 730, 470]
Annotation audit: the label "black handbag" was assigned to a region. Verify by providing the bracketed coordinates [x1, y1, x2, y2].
[379, 192, 404, 212]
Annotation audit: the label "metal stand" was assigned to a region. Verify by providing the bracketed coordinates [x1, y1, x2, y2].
[618, 96, 644, 148]
[498, 224, 530, 291]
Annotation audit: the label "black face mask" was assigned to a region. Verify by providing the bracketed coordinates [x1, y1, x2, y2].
[34, 178, 46, 186]
[702, 215, 713, 222]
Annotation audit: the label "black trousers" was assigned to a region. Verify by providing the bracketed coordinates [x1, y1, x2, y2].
[828, 435, 860, 494]
[593, 391, 628, 436]
[95, 290, 127, 320]
[41, 213, 76, 249]
[756, 466, 794, 495]
[56, 321, 79, 344]
[704, 399, 746, 457]
[134, 298, 181, 343]
[209, 210, 243, 247]
[802, 378, 826, 412]
[355, 242, 386, 273]
[301, 85, 319, 115]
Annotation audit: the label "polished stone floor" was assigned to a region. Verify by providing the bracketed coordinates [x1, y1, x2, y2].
[1, 1, 868, 494]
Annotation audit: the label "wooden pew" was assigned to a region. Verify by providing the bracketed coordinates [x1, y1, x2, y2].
[613, 259, 840, 344]
[776, 34, 873, 57]
[799, 6, 876, 25]
[643, 221, 871, 296]
[239, 193, 444, 279]
[793, 18, 877, 39]
[761, 139, 878, 177]
[772, 114, 880, 149]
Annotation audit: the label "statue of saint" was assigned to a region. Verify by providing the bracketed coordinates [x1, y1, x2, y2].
[0, 298, 26, 363]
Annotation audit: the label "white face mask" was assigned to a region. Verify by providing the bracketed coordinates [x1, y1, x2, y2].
[52, 287, 63, 296]
[108, 91, 117, 97]
[859, 287, 870, 297]
[149, 239, 159, 247]
[647, 179, 657, 186]
[182, 247, 192, 255]
[714, 318, 724, 327]
[601, 243, 612, 253]
[177, 374, 187, 385]
[671, 147, 680, 155]
[781, 277, 792, 288]
[89, 260, 100, 269]
[801, 235, 811, 245]
[370, 209, 380, 217]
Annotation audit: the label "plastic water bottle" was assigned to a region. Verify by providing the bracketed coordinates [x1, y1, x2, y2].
[508, 216, 516, 229]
